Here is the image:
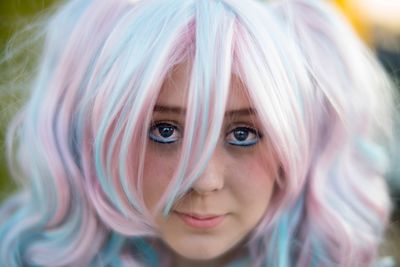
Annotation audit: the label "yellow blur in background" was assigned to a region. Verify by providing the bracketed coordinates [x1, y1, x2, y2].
[333, 0, 400, 47]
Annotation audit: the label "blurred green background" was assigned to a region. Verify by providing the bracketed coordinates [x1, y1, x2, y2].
[0, 1, 57, 50]
[0, 0, 60, 200]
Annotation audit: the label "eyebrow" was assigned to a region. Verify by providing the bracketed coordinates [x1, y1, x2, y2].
[153, 105, 256, 117]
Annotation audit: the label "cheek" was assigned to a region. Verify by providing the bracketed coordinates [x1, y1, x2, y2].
[142, 143, 180, 211]
[227, 149, 276, 225]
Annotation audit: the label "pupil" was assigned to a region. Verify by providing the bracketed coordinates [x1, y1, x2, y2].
[234, 129, 248, 141]
[159, 126, 174, 138]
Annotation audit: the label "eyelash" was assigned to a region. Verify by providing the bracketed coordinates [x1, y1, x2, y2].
[148, 122, 262, 147]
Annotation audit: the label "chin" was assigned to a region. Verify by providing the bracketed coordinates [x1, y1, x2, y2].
[180, 250, 223, 261]
[169, 240, 229, 261]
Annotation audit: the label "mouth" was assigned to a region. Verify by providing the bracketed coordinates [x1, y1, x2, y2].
[174, 211, 226, 229]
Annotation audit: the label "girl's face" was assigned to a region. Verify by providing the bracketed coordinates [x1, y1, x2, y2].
[142, 65, 276, 266]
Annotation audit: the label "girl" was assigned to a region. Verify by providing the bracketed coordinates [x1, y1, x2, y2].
[0, 0, 397, 266]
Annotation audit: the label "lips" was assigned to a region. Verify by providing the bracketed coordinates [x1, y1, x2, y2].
[175, 211, 226, 229]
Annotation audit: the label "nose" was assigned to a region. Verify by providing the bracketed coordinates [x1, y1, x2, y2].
[191, 149, 225, 195]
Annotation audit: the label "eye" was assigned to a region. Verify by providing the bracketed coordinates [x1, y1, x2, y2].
[148, 122, 181, 144]
[225, 126, 261, 147]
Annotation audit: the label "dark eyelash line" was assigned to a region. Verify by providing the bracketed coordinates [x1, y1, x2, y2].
[225, 126, 262, 138]
[148, 121, 263, 146]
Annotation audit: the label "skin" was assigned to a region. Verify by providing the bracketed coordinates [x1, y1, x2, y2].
[142, 65, 277, 267]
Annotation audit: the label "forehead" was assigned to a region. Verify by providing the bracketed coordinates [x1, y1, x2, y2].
[156, 64, 252, 110]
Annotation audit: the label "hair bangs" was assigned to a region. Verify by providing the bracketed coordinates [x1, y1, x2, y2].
[85, 0, 236, 231]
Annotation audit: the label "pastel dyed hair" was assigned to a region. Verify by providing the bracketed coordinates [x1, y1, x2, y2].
[0, 0, 396, 266]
